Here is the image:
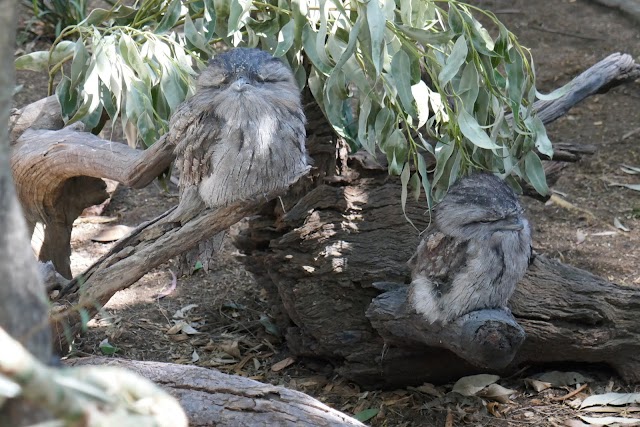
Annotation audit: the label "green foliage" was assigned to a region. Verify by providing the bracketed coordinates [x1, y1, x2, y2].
[16, 0, 556, 206]
[25, 0, 92, 36]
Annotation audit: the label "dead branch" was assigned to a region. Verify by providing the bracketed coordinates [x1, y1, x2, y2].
[527, 52, 640, 125]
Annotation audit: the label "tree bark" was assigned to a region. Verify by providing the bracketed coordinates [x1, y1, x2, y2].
[65, 357, 365, 427]
[0, 1, 52, 424]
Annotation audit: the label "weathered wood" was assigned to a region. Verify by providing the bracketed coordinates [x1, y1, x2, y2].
[238, 169, 640, 387]
[367, 286, 526, 370]
[65, 357, 365, 427]
[52, 170, 308, 350]
[9, 96, 64, 144]
[11, 128, 175, 276]
[525, 52, 640, 125]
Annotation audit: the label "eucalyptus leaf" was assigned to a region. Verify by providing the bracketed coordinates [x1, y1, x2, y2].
[274, 19, 295, 57]
[390, 49, 417, 118]
[458, 108, 500, 150]
[524, 151, 549, 195]
[366, 0, 386, 75]
[397, 25, 453, 45]
[155, 0, 183, 34]
[70, 39, 89, 90]
[525, 115, 554, 158]
[438, 35, 468, 86]
[505, 47, 525, 118]
[185, 14, 212, 54]
[228, 0, 252, 36]
[31, 0, 548, 201]
[432, 140, 455, 190]
[382, 129, 409, 166]
[400, 161, 418, 229]
[82, 8, 113, 26]
[411, 81, 430, 128]
[457, 61, 479, 112]
[358, 96, 373, 153]
[536, 83, 571, 101]
[55, 76, 75, 120]
[302, 24, 332, 74]
[417, 153, 434, 210]
[15, 40, 75, 72]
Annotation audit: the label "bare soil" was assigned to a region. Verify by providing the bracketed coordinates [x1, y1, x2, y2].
[14, 0, 640, 426]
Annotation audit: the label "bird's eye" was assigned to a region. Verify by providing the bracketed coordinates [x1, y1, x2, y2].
[256, 74, 280, 84]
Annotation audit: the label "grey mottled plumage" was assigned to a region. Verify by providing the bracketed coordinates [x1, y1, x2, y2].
[408, 173, 532, 325]
[170, 48, 309, 208]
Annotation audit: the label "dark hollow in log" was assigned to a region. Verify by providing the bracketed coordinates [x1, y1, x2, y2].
[64, 357, 366, 427]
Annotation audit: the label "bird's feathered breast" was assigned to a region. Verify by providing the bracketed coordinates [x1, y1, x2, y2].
[408, 229, 470, 295]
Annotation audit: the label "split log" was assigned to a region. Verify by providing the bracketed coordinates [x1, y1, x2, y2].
[65, 357, 365, 427]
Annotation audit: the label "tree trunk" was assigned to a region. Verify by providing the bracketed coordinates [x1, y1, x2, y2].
[10, 127, 174, 277]
[65, 357, 365, 427]
[0, 1, 52, 424]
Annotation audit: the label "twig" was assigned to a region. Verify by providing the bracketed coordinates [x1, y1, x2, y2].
[549, 383, 589, 401]
[531, 25, 604, 41]
[622, 127, 640, 140]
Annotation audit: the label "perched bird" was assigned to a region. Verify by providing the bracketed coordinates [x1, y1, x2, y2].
[408, 173, 532, 325]
[170, 48, 309, 210]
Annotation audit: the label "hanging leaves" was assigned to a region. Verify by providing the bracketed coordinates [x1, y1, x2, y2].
[16, 0, 552, 204]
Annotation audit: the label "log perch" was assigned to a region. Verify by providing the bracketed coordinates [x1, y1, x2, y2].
[11, 126, 174, 277]
[366, 284, 525, 370]
[233, 53, 640, 387]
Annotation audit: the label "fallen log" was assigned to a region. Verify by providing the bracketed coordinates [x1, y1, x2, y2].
[235, 54, 640, 387]
[64, 357, 365, 427]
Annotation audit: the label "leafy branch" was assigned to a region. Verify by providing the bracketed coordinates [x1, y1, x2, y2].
[15, 0, 555, 207]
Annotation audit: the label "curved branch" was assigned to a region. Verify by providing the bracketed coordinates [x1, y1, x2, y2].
[525, 52, 640, 125]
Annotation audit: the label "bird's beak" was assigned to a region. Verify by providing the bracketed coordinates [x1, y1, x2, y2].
[231, 76, 250, 92]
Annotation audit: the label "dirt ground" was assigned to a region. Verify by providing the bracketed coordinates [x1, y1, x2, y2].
[13, 0, 640, 426]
